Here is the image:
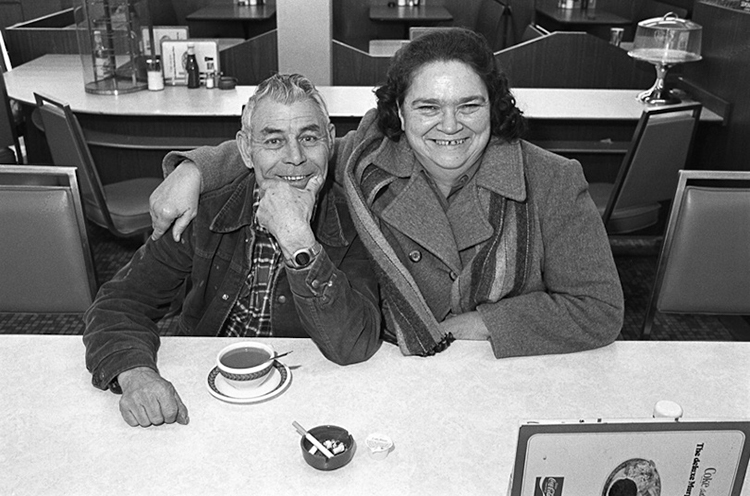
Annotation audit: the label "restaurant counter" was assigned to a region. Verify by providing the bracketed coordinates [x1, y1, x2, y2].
[4, 54, 722, 183]
[1, 335, 748, 495]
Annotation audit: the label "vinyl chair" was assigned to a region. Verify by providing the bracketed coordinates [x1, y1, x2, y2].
[0, 165, 97, 313]
[0, 72, 23, 164]
[588, 102, 702, 234]
[409, 26, 454, 41]
[0, 29, 11, 73]
[34, 92, 161, 239]
[640, 170, 750, 339]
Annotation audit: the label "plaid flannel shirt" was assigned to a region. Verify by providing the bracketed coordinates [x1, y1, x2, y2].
[221, 186, 282, 337]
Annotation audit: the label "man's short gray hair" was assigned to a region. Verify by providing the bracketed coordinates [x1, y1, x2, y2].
[241, 73, 330, 132]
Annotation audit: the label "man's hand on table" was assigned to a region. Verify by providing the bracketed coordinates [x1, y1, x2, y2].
[149, 161, 202, 242]
[117, 367, 189, 427]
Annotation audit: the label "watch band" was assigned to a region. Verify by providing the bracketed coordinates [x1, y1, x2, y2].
[108, 377, 122, 395]
[286, 242, 322, 269]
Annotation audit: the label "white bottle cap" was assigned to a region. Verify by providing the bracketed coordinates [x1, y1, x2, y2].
[653, 400, 684, 419]
[366, 433, 393, 460]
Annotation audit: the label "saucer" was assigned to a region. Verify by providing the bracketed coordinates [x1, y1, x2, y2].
[206, 360, 292, 404]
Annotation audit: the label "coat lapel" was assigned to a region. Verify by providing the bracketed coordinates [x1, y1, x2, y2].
[373, 138, 461, 272]
[381, 173, 461, 272]
[450, 139, 527, 251]
[368, 136, 528, 273]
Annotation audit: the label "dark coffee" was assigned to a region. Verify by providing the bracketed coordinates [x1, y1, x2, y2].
[220, 348, 269, 369]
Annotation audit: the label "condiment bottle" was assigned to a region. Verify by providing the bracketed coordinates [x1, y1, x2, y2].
[147, 58, 164, 91]
[186, 42, 200, 88]
[205, 57, 215, 89]
[92, 30, 114, 80]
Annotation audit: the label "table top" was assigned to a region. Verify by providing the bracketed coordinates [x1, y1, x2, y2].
[1, 335, 749, 495]
[4, 55, 722, 123]
[186, 4, 277, 21]
[535, 3, 631, 26]
[369, 5, 454, 22]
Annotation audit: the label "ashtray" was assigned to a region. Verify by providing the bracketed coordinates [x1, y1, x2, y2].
[300, 424, 356, 471]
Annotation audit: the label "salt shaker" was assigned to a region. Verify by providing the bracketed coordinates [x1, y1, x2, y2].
[147, 58, 164, 91]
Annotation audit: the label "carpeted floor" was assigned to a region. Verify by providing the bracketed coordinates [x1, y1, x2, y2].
[1, 223, 747, 341]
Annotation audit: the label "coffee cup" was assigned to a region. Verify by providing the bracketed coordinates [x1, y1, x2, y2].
[216, 342, 275, 390]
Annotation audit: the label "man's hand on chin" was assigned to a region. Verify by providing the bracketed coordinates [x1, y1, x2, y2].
[256, 175, 324, 256]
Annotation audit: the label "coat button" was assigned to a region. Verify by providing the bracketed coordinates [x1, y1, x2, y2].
[311, 280, 320, 289]
[449, 271, 457, 281]
[408, 250, 422, 263]
[277, 295, 287, 304]
[221, 294, 229, 301]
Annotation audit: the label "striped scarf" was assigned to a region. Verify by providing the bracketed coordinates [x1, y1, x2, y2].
[343, 134, 531, 357]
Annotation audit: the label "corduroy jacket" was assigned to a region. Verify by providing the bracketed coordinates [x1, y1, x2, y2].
[83, 169, 381, 391]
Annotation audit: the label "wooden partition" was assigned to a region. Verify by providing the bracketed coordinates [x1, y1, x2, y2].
[4, 8, 78, 67]
[495, 31, 654, 89]
[332, 40, 391, 86]
[681, 1, 749, 171]
[220, 30, 278, 85]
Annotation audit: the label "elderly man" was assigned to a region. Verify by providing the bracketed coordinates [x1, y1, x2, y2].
[83, 74, 381, 428]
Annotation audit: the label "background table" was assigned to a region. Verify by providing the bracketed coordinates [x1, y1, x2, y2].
[3, 54, 722, 184]
[535, 1, 631, 40]
[369, 5, 453, 37]
[186, 4, 277, 39]
[1, 335, 749, 495]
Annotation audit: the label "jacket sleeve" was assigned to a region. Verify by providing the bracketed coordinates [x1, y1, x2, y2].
[83, 232, 194, 390]
[478, 157, 624, 358]
[162, 140, 246, 192]
[284, 235, 382, 365]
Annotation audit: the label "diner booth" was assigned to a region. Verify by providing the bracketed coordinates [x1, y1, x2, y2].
[2, 1, 750, 493]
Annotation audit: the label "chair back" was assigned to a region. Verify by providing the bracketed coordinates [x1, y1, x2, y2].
[409, 26, 454, 41]
[0, 29, 11, 73]
[475, 0, 507, 52]
[521, 23, 549, 43]
[640, 170, 750, 338]
[602, 102, 702, 230]
[0, 73, 22, 164]
[33, 92, 115, 230]
[0, 165, 97, 313]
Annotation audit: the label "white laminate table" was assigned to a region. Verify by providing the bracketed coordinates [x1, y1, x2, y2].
[1, 335, 749, 495]
[3, 55, 722, 123]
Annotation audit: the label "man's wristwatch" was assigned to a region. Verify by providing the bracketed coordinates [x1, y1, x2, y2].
[286, 242, 322, 269]
[108, 377, 122, 394]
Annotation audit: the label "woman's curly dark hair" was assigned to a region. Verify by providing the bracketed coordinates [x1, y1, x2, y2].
[375, 27, 527, 142]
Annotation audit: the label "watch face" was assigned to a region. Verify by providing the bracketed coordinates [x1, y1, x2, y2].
[294, 251, 312, 267]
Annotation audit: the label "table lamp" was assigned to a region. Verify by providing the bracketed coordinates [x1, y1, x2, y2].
[628, 13, 702, 105]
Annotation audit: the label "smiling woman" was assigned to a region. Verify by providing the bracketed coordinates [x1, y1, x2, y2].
[149, 28, 625, 360]
[397, 60, 491, 196]
[337, 27, 623, 358]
